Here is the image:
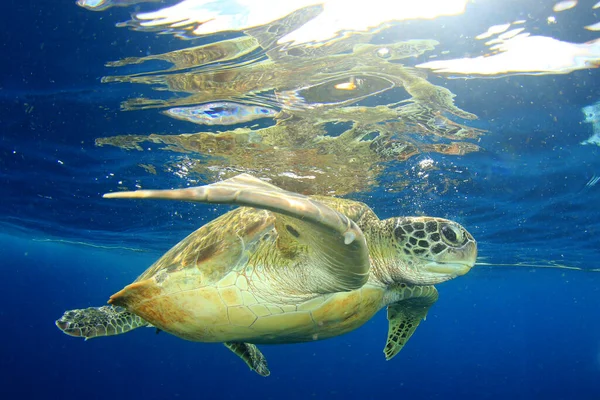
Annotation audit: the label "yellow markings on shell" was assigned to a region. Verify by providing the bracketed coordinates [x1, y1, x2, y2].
[280, 304, 298, 313]
[249, 304, 271, 317]
[235, 275, 249, 290]
[241, 291, 258, 306]
[251, 311, 314, 332]
[311, 295, 355, 324]
[219, 286, 243, 307]
[227, 306, 258, 327]
[191, 286, 229, 326]
[298, 295, 327, 312]
[266, 305, 285, 315]
[216, 272, 238, 288]
[309, 288, 381, 329]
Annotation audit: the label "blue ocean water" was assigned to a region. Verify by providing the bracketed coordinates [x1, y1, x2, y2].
[2, 0, 600, 399]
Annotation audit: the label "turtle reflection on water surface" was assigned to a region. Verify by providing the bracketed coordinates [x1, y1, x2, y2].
[56, 174, 477, 376]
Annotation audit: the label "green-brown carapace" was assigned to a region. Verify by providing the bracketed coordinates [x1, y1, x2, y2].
[56, 174, 477, 376]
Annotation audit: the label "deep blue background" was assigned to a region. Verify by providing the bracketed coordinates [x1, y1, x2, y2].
[4, 234, 600, 399]
[2, 0, 600, 399]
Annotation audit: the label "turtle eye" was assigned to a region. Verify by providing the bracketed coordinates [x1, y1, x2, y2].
[441, 224, 463, 246]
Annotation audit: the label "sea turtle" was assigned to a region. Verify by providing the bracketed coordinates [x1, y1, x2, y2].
[56, 174, 477, 376]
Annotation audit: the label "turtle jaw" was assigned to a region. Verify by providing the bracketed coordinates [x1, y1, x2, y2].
[423, 261, 473, 278]
[406, 240, 477, 285]
[421, 240, 477, 282]
[406, 259, 474, 285]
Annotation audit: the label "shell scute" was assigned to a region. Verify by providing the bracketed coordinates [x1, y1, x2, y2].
[227, 306, 258, 327]
[235, 275, 249, 290]
[216, 272, 238, 288]
[251, 311, 314, 333]
[219, 286, 244, 307]
[249, 304, 272, 317]
[241, 291, 258, 306]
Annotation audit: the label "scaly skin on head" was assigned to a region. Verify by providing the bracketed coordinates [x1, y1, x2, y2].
[366, 217, 477, 286]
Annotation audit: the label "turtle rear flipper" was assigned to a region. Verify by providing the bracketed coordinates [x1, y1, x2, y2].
[55, 305, 149, 340]
[224, 342, 270, 377]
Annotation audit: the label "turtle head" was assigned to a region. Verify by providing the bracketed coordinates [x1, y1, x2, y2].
[380, 217, 477, 285]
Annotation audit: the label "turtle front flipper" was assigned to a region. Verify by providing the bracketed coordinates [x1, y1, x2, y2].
[384, 285, 439, 360]
[55, 305, 149, 340]
[104, 173, 370, 293]
[224, 342, 270, 377]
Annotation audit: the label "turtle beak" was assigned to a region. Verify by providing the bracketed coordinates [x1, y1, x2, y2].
[423, 261, 472, 277]
[424, 240, 477, 280]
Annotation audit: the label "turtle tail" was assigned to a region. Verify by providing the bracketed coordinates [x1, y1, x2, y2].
[55, 305, 149, 340]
